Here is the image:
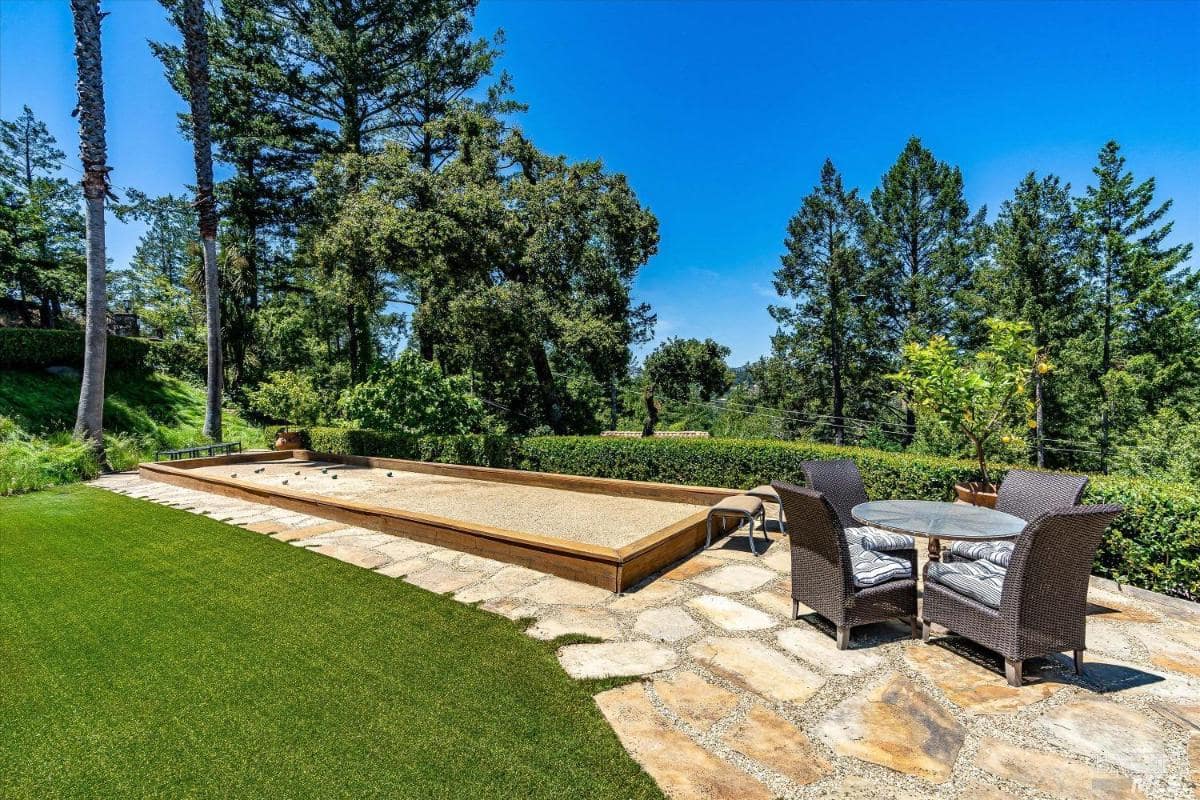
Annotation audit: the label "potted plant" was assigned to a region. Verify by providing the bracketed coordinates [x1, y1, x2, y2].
[891, 319, 1047, 507]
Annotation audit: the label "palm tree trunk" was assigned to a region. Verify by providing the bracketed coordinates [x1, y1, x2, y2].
[70, 0, 109, 460]
[179, 0, 222, 441]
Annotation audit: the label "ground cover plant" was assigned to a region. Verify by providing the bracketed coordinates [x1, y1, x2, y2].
[0, 486, 662, 800]
[0, 368, 266, 493]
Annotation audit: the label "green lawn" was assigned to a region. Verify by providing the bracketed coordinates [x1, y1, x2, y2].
[0, 486, 661, 799]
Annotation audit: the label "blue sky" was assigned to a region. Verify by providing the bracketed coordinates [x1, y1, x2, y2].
[2, 0, 1197, 365]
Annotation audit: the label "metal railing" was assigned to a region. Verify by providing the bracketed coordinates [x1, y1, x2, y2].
[154, 441, 243, 461]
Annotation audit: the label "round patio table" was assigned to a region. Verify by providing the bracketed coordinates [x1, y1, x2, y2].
[851, 499, 1026, 562]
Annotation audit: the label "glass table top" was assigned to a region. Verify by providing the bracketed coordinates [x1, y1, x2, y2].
[851, 500, 1026, 541]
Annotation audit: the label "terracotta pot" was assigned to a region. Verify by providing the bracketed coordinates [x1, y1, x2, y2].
[274, 430, 303, 451]
[955, 481, 998, 508]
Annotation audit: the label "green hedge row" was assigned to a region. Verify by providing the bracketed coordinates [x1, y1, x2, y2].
[296, 429, 1200, 600]
[0, 328, 152, 371]
[301, 427, 519, 467]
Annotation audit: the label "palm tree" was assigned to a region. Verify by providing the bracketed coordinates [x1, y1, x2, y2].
[69, 0, 110, 458]
[177, 0, 223, 441]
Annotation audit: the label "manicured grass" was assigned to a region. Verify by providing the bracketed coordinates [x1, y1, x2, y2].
[0, 486, 661, 799]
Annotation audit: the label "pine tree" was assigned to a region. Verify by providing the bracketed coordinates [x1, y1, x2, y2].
[1077, 141, 1197, 471]
[865, 137, 986, 441]
[771, 159, 873, 445]
[0, 106, 85, 327]
[163, 0, 503, 384]
[987, 172, 1084, 466]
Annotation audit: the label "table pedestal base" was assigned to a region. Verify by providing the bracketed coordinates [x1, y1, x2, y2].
[927, 536, 942, 562]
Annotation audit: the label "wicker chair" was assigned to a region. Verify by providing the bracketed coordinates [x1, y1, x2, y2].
[995, 469, 1090, 520]
[773, 481, 919, 649]
[800, 459, 868, 528]
[802, 459, 915, 552]
[922, 503, 1123, 686]
[947, 469, 1089, 565]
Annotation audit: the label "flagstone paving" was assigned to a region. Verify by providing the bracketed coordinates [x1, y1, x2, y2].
[634, 606, 702, 642]
[93, 471, 1200, 799]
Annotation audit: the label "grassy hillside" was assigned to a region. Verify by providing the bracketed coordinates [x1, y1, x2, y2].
[0, 368, 267, 494]
[0, 368, 266, 446]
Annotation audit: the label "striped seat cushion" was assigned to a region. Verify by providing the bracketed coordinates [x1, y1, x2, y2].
[846, 526, 916, 552]
[927, 559, 1007, 608]
[948, 540, 1014, 568]
[848, 541, 913, 588]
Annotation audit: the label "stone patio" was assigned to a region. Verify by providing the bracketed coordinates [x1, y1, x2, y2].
[93, 471, 1200, 799]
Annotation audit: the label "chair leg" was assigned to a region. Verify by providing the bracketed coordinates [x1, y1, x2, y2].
[791, 599, 800, 620]
[747, 514, 758, 556]
[921, 619, 931, 642]
[836, 625, 850, 650]
[1073, 649, 1084, 675]
[909, 616, 919, 640]
[704, 516, 713, 550]
[1004, 659, 1023, 687]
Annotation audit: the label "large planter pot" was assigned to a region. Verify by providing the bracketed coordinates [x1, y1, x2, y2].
[274, 430, 303, 451]
[955, 481, 998, 508]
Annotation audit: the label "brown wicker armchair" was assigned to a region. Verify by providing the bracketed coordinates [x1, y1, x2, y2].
[773, 481, 919, 649]
[802, 459, 916, 552]
[800, 459, 867, 528]
[922, 503, 1123, 686]
[948, 469, 1089, 565]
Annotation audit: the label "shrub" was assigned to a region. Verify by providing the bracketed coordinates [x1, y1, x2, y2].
[303, 427, 419, 459]
[0, 418, 100, 495]
[103, 432, 152, 473]
[338, 352, 485, 435]
[144, 337, 207, 382]
[295, 429, 1198, 600]
[0, 328, 151, 371]
[247, 371, 325, 426]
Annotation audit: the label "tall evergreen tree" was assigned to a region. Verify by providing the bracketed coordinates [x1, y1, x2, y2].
[0, 106, 85, 327]
[865, 136, 986, 441]
[194, 0, 501, 383]
[771, 159, 873, 445]
[111, 191, 198, 340]
[1076, 140, 1197, 471]
[987, 172, 1084, 465]
[69, 0, 111, 457]
[112, 190, 195, 286]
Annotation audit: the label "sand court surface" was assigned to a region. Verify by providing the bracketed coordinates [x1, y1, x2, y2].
[190, 459, 708, 548]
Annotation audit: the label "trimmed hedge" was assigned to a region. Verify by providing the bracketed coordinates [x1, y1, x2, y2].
[301, 427, 519, 467]
[296, 430, 1200, 600]
[0, 328, 152, 371]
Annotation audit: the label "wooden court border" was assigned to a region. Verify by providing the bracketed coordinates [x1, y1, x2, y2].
[138, 450, 743, 592]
